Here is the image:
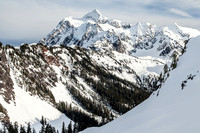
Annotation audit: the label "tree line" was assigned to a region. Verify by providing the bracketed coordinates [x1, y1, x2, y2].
[0, 117, 78, 133]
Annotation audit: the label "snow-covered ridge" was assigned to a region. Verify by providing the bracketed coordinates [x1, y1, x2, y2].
[82, 35, 200, 133]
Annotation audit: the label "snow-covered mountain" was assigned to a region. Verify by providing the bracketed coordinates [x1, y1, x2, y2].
[40, 9, 200, 88]
[40, 9, 200, 93]
[41, 9, 199, 57]
[0, 9, 200, 132]
[0, 42, 153, 131]
[81, 35, 200, 133]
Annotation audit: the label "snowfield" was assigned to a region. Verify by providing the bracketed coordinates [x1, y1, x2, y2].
[82, 36, 200, 133]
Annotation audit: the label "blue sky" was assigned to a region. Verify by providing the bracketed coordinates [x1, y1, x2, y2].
[0, 0, 200, 46]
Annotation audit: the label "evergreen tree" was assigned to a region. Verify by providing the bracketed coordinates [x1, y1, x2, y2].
[40, 116, 47, 125]
[45, 124, 56, 133]
[20, 125, 26, 133]
[39, 124, 45, 133]
[62, 122, 67, 133]
[2, 123, 6, 133]
[8, 123, 15, 133]
[32, 128, 36, 133]
[14, 122, 18, 133]
[27, 123, 32, 133]
[163, 64, 168, 74]
[171, 54, 177, 70]
[158, 72, 163, 82]
[40, 116, 45, 126]
[73, 122, 78, 133]
[68, 121, 73, 133]
[167, 73, 170, 78]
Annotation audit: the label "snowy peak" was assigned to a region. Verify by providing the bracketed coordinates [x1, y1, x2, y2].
[83, 9, 106, 22]
[41, 10, 200, 58]
[133, 22, 155, 36]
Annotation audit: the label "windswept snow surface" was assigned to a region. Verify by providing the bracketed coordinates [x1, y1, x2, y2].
[82, 36, 200, 133]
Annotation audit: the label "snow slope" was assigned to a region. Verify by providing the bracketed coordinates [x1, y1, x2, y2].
[0, 61, 71, 131]
[82, 35, 200, 133]
[0, 44, 73, 131]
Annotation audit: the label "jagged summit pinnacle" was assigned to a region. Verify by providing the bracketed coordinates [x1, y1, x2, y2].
[83, 9, 106, 22]
[91, 9, 102, 15]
